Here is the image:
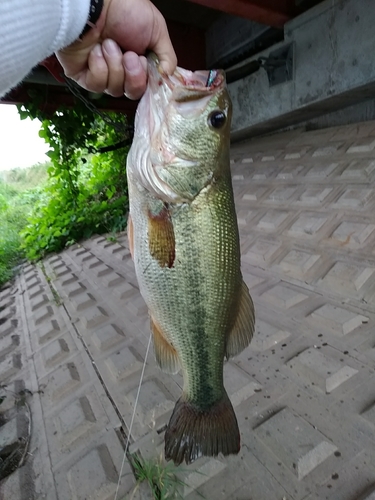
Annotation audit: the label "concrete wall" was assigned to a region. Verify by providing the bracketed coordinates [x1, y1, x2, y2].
[299, 98, 375, 131]
[229, 0, 375, 140]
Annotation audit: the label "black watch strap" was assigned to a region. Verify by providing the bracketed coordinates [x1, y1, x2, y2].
[80, 0, 104, 37]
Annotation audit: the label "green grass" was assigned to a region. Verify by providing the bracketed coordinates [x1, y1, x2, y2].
[0, 163, 48, 287]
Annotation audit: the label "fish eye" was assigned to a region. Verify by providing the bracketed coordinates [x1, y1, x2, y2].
[208, 111, 226, 129]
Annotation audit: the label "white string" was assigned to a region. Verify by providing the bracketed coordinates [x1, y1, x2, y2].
[114, 332, 152, 500]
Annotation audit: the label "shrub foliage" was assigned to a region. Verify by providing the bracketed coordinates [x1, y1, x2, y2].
[0, 98, 130, 286]
[18, 100, 130, 260]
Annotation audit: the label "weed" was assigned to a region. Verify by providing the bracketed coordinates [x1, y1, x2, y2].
[40, 263, 62, 306]
[107, 234, 118, 243]
[128, 454, 188, 500]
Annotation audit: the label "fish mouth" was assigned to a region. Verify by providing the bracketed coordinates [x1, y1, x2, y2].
[147, 52, 226, 95]
[168, 68, 225, 92]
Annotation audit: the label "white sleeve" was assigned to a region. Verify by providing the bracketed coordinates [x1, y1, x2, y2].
[0, 0, 90, 98]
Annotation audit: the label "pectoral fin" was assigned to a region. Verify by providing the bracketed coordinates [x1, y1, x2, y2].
[147, 204, 175, 268]
[128, 214, 134, 260]
[226, 279, 255, 359]
[151, 317, 180, 374]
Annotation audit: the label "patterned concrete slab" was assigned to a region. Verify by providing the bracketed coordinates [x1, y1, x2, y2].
[2, 120, 375, 499]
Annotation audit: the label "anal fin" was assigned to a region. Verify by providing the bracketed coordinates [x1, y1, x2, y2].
[151, 317, 180, 374]
[226, 279, 255, 359]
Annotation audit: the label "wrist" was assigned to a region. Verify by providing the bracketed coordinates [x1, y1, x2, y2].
[80, 0, 112, 42]
[80, 0, 104, 38]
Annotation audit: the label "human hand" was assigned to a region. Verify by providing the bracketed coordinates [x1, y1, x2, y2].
[56, 0, 177, 99]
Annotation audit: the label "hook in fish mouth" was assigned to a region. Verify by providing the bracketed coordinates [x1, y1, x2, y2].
[206, 70, 218, 88]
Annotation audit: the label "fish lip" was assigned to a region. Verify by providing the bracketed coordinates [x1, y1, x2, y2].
[168, 69, 226, 92]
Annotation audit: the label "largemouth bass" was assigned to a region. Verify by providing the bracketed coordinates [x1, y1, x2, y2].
[127, 54, 255, 465]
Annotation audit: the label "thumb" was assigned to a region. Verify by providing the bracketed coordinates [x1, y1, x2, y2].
[150, 15, 177, 75]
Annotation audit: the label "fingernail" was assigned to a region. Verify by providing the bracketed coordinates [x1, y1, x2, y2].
[93, 44, 103, 57]
[159, 61, 171, 75]
[124, 53, 141, 74]
[103, 39, 120, 56]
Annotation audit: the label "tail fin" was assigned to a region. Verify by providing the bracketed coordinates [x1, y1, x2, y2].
[164, 391, 240, 465]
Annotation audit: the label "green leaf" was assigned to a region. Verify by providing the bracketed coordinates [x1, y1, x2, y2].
[38, 128, 48, 139]
[18, 110, 29, 120]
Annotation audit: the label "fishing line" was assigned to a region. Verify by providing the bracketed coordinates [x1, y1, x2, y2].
[114, 331, 152, 500]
